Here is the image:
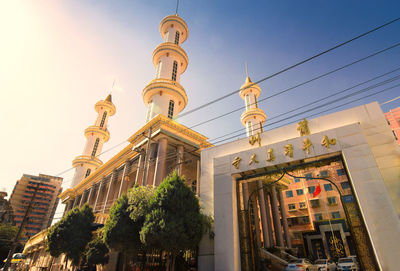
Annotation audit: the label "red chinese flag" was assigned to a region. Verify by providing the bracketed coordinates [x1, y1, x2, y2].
[313, 183, 321, 197]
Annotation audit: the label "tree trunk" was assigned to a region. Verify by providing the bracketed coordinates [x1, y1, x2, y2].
[141, 251, 146, 271]
[171, 252, 176, 271]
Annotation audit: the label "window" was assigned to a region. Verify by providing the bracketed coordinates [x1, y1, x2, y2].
[308, 186, 315, 194]
[245, 94, 251, 110]
[301, 216, 310, 224]
[174, 31, 180, 44]
[286, 190, 293, 198]
[91, 138, 100, 157]
[294, 178, 301, 183]
[314, 213, 323, 221]
[85, 169, 91, 178]
[327, 197, 337, 205]
[324, 183, 333, 191]
[299, 202, 307, 209]
[296, 189, 304, 196]
[320, 170, 328, 177]
[172, 61, 178, 81]
[288, 203, 296, 211]
[341, 182, 350, 189]
[337, 169, 345, 176]
[305, 173, 312, 181]
[168, 100, 174, 119]
[155, 61, 162, 78]
[332, 211, 341, 219]
[310, 199, 320, 208]
[100, 111, 107, 127]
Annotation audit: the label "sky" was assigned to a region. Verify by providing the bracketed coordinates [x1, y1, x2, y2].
[0, 0, 399, 219]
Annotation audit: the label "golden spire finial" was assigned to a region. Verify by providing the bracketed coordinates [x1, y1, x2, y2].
[245, 61, 252, 83]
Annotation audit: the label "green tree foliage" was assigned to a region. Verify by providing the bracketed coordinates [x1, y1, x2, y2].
[103, 186, 154, 255]
[85, 232, 109, 268]
[47, 204, 94, 266]
[140, 172, 204, 258]
[0, 223, 18, 261]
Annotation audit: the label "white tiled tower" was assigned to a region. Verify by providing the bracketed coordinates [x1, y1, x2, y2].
[70, 94, 116, 187]
[239, 77, 267, 136]
[142, 14, 189, 122]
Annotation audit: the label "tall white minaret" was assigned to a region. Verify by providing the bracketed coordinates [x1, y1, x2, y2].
[142, 14, 189, 122]
[239, 76, 267, 136]
[71, 94, 116, 187]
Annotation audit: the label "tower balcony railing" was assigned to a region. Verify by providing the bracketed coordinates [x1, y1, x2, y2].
[72, 155, 103, 168]
[84, 125, 110, 141]
[152, 42, 189, 73]
[240, 107, 267, 125]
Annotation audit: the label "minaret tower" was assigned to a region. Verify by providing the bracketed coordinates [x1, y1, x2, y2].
[71, 94, 116, 187]
[239, 76, 267, 136]
[142, 14, 189, 122]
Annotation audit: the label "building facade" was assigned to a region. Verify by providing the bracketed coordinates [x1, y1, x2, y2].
[198, 102, 400, 271]
[9, 174, 62, 242]
[385, 106, 400, 145]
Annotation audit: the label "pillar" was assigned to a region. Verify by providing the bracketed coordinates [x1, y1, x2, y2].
[270, 185, 284, 247]
[176, 145, 184, 175]
[278, 188, 292, 248]
[135, 154, 145, 185]
[87, 186, 95, 206]
[103, 172, 115, 213]
[257, 180, 271, 248]
[93, 180, 104, 212]
[264, 190, 274, 247]
[154, 137, 168, 186]
[118, 161, 129, 197]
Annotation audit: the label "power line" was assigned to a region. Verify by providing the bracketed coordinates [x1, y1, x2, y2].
[178, 17, 400, 119]
[211, 83, 400, 145]
[209, 68, 400, 142]
[381, 96, 400, 105]
[189, 43, 400, 130]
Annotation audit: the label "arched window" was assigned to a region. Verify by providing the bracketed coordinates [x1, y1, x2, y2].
[91, 138, 100, 157]
[174, 31, 180, 45]
[168, 100, 174, 119]
[172, 61, 178, 81]
[245, 94, 251, 110]
[155, 61, 162, 78]
[85, 169, 91, 178]
[100, 111, 107, 127]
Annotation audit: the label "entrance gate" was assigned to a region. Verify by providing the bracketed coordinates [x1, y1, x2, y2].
[236, 155, 379, 271]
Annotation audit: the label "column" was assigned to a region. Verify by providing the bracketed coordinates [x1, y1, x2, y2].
[251, 197, 262, 247]
[278, 188, 292, 248]
[93, 180, 104, 212]
[339, 226, 351, 256]
[153, 137, 168, 186]
[256, 180, 271, 248]
[242, 183, 249, 210]
[103, 171, 115, 213]
[176, 145, 184, 175]
[264, 190, 274, 247]
[87, 186, 95, 206]
[270, 185, 284, 247]
[72, 196, 79, 209]
[118, 161, 129, 197]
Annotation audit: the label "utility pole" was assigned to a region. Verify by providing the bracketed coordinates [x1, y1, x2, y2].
[4, 183, 42, 271]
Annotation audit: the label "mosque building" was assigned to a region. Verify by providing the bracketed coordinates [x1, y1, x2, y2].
[21, 8, 400, 271]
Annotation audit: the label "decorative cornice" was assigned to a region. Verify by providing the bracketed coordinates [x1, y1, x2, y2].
[159, 15, 189, 42]
[240, 108, 267, 126]
[95, 100, 116, 115]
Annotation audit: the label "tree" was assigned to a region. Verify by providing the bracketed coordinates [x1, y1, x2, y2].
[0, 223, 18, 262]
[85, 232, 109, 269]
[140, 171, 204, 270]
[47, 204, 94, 266]
[103, 186, 154, 269]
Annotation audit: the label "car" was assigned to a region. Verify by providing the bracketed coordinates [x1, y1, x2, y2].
[337, 256, 360, 271]
[285, 258, 317, 271]
[314, 259, 337, 271]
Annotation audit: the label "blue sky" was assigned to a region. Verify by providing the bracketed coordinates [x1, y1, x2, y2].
[0, 0, 399, 204]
